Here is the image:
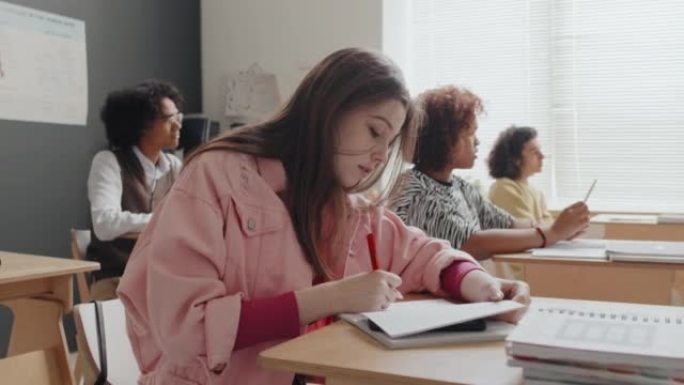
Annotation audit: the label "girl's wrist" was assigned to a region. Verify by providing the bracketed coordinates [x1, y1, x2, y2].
[295, 283, 338, 324]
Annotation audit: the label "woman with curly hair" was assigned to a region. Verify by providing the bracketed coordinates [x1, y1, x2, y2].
[390, 85, 589, 261]
[86, 80, 184, 300]
[487, 125, 553, 224]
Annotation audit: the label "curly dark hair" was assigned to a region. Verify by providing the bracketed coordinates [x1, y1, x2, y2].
[100, 80, 184, 150]
[487, 125, 538, 179]
[413, 85, 483, 172]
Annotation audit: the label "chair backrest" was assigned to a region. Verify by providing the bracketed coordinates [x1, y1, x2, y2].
[74, 299, 139, 385]
[71, 229, 92, 303]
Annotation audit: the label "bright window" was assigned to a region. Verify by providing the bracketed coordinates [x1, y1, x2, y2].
[386, 0, 684, 213]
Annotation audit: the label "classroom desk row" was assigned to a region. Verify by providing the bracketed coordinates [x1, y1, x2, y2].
[492, 216, 684, 306]
[259, 295, 683, 385]
[1, 218, 682, 384]
[492, 253, 684, 305]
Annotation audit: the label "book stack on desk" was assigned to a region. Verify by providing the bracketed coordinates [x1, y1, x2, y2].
[506, 298, 684, 385]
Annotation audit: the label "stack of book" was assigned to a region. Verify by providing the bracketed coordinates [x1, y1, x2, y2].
[506, 297, 684, 385]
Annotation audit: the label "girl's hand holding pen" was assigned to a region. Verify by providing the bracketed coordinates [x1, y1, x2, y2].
[330, 270, 404, 313]
[295, 270, 403, 323]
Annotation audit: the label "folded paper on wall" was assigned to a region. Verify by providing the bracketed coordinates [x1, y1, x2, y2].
[224, 63, 280, 123]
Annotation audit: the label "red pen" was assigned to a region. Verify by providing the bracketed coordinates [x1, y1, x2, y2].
[366, 233, 379, 270]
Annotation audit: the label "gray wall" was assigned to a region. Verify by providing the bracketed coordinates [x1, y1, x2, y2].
[0, 0, 201, 354]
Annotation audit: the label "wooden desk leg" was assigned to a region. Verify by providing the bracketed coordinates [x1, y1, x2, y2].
[4, 298, 74, 385]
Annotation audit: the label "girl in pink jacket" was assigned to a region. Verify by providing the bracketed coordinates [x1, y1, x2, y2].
[117, 48, 530, 385]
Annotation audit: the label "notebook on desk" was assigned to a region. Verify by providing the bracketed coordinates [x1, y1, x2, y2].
[340, 299, 523, 349]
[657, 214, 684, 224]
[506, 298, 684, 370]
[530, 240, 607, 260]
[606, 240, 684, 263]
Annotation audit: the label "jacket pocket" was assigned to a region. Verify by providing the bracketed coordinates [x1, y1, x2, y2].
[230, 199, 294, 294]
[232, 199, 286, 237]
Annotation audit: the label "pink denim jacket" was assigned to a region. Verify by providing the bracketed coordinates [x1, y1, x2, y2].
[117, 151, 478, 385]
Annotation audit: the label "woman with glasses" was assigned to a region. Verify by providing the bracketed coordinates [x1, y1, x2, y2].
[86, 80, 183, 300]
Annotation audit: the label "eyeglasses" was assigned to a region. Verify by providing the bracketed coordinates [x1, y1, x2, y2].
[160, 112, 184, 125]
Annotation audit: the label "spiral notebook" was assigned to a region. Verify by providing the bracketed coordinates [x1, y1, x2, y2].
[507, 297, 684, 370]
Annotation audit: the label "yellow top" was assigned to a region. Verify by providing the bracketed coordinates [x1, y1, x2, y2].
[488, 178, 553, 224]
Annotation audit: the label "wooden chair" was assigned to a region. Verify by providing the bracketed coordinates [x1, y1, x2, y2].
[74, 299, 139, 385]
[0, 350, 65, 385]
[70, 229, 92, 303]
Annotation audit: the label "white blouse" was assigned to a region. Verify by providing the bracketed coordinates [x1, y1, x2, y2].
[87, 146, 181, 241]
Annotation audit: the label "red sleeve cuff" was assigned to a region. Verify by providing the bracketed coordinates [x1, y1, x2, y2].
[440, 260, 484, 301]
[234, 291, 300, 350]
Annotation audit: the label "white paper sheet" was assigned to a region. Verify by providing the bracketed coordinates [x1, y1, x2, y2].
[0, 1, 87, 125]
[360, 299, 524, 338]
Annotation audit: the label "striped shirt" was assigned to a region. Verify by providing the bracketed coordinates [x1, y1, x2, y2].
[390, 169, 515, 249]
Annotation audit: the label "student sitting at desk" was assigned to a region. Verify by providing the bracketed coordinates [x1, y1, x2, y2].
[117, 48, 530, 385]
[488, 125, 553, 224]
[389, 86, 589, 261]
[86, 80, 183, 300]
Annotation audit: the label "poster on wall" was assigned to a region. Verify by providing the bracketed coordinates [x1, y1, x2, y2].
[0, 1, 87, 126]
[225, 63, 280, 124]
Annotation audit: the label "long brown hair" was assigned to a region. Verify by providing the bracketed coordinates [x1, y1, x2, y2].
[185, 48, 420, 279]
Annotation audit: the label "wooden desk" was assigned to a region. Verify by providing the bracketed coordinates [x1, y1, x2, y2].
[260, 321, 521, 385]
[0, 251, 100, 385]
[492, 253, 683, 305]
[587, 215, 684, 241]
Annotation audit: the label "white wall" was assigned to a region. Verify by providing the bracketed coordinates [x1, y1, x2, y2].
[201, 0, 383, 127]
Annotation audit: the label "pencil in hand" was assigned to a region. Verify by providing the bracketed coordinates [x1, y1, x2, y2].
[366, 233, 379, 270]
[583, 179, 597, 202]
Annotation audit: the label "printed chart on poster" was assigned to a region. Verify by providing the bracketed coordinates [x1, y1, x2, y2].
[0, 1, 87, 125]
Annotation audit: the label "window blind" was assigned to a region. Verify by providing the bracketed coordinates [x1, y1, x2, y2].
[398, 0, 684, 212]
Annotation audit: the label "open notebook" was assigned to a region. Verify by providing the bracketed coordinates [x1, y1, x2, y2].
[340, 299, 523, 349]
[506, 298, 684, 371]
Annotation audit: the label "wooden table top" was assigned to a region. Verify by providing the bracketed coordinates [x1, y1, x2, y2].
[260, 321, 522, 385]
[0, 250, 100, 285]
